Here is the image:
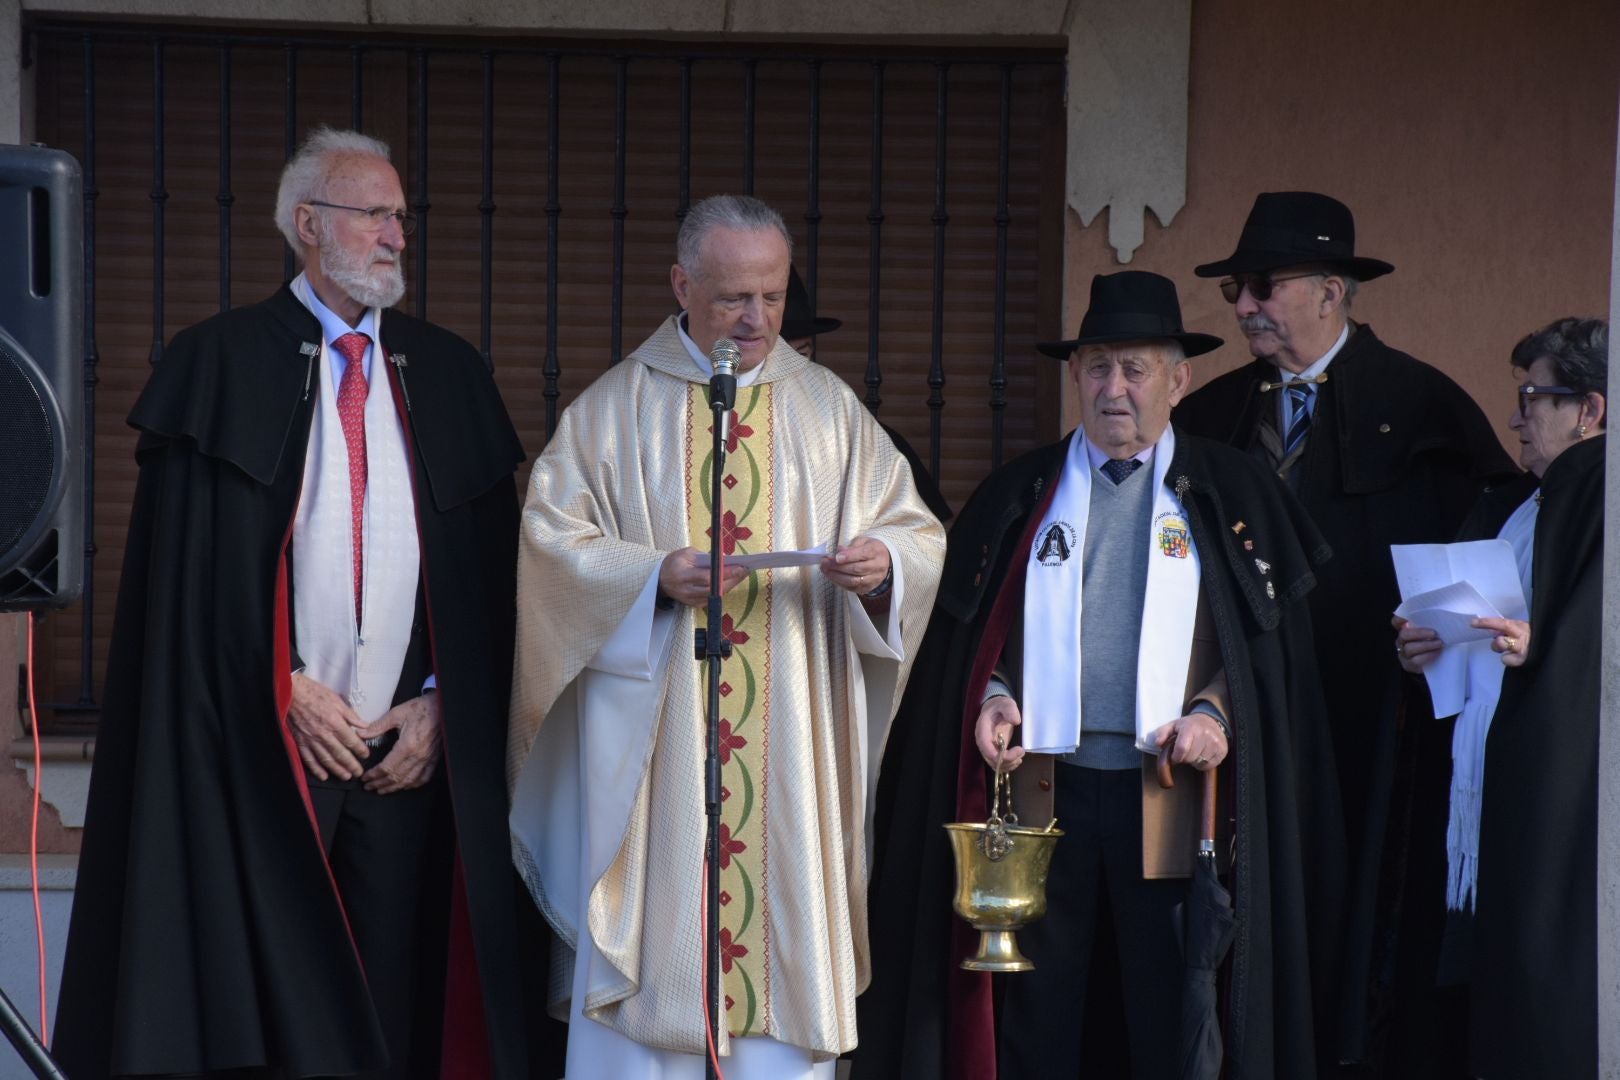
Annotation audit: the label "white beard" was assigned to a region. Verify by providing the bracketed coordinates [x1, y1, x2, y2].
[319, 229, 406, 310]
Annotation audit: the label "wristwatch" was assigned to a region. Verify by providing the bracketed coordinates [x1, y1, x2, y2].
[862, 566, 895, 599]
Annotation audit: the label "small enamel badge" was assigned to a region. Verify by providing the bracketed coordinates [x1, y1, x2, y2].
[1266, 581, 1276, 599]
[1231, 520, 1246, 535]
[1244, 539, 1255, 551]
[1157, 512, 1192, 559]
[1255, 558, 1271, 575]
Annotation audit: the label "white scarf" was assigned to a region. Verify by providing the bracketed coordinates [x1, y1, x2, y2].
[1021, 426, 1201, 754]
[1446, 492, 1538, 910]
[290, 276, 421, 725]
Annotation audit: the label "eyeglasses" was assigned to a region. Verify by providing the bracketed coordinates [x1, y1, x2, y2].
[1516, 384, 1580, 416]
[307, 200, 417, 236]
[1217, 271, 1321, 304]
[1080, 356, 1159, 384]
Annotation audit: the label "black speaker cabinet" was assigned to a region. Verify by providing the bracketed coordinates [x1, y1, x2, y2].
[0, 144, 84, 611]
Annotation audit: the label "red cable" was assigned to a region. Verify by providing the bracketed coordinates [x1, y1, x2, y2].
[26, 611, 50, 1045]
[701, 853, 725, 1079]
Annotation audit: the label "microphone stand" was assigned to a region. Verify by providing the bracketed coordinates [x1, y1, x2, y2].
[695, 384, 732, 1080]
[0, 986, 68, 1080]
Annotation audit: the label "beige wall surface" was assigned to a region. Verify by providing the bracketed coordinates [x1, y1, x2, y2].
[1062, 0, 1620, 451]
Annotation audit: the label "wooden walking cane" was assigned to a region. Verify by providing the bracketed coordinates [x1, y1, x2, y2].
[1156, 731, 1221, 844]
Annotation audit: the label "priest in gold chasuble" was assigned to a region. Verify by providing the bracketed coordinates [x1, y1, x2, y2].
[508, 195, 945, 1079]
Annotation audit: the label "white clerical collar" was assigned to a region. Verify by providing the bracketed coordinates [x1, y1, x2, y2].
[1081, 430, 1155, 473]
[677, 312, 765, 386]
[292, 272, 380, 381]
[1281, 322, 1350, 384]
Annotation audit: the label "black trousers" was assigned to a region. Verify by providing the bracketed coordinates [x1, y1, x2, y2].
[999, 764, 1184, 1080]
[309, 769, 453, 1080]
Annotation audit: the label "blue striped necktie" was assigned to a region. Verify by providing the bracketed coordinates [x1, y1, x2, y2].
[1282, 384, 1314, 456]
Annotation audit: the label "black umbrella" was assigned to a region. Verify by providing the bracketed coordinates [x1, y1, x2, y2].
[1158, 742, 1235, 1080]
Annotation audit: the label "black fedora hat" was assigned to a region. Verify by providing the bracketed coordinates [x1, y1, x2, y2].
[1036, 270, 1223, 360]
[781, 265, 842, 340]
[1194, 191, 1394, 281]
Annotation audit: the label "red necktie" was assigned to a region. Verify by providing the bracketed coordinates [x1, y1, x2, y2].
[333, 332, 371, 626]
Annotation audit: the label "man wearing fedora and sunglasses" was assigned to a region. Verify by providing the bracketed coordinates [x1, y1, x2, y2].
[1176, 191, 1517, 1068]
[859, 270, 1347, 1080]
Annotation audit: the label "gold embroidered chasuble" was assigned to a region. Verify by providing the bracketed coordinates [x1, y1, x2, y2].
[508, 317, 945, 1061]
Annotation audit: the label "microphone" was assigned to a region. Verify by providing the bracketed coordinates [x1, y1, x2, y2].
[709, 338, 740, 452]
[709, 338, 740, 413]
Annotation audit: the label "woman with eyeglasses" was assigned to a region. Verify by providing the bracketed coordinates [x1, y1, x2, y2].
[1386, 317, 1606, 1079]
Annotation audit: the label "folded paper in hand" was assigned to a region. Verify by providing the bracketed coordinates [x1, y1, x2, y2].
[1390, 539, 1526, 632]
[1393, 581, 1504, 646]
[695, 542, 830, 572]
[1390, 539, 1528, 717]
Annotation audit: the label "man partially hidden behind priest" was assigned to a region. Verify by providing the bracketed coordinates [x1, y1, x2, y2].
[858, 271, 1348, 1080]
[507, 194, 946, 1078]
[56, 128, 539, 1077]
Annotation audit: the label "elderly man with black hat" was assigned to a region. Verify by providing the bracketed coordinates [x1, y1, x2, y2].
[1175, 192, 1517, 1066]
[857, 270, 1347, 1080]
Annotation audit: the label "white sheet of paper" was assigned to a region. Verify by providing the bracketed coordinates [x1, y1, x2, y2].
[1390, 539, 1528, 717]
[1394, 581, 1503, 646]
[695, 542, 829, 571]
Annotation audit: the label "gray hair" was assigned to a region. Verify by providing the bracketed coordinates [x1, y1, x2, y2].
[1296, 265, 1359, 314]
[1512, 317, 1608, 401]
[1337, 274, 1359, 312]
[274, 126, 393, 259]
[676, 195, 793, 277]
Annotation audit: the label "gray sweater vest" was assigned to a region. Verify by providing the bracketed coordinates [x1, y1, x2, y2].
[1066, 462, 1154, 770]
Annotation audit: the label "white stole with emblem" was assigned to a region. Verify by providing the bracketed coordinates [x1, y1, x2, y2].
[1020, 425, 1200, 754]
[290, 277, 421, 725]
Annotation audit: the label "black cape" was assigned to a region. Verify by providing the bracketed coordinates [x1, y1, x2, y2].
[1470, 434, 1603, 1077]
[1175, 324, 1517, 1058]
[855, 428, 1347, 1080]
[1378, 469, 1538, 1078]
[54, 286, 546, 1078]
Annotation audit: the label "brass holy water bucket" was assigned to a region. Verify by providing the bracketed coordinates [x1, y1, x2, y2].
[944, 766, 1063, 972]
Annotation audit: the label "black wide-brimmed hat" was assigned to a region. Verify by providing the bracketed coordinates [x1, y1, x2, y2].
[1036, 270, 1224, 360]
[781, 265, 842, 340]
[1194, 191, 1394, 281]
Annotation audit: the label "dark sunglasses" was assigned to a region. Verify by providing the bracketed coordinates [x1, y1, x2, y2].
[1516, 384, 1581, 416]
[1217, 271, 1321, 304]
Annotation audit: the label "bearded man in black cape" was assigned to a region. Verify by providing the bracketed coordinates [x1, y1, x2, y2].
[856, 271, 1347, 1080]
[54, 127, 552, 1078]
[1173, 192, 1517, 1065]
